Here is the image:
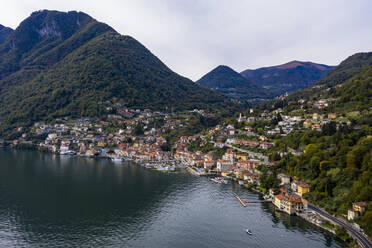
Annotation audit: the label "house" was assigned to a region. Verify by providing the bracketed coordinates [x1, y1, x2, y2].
[292, 181, 310, 196]
[204, 160, 216, 169]
[311, 124, 321, 131]
[222, 149, 236, 162]
[353, 202, 367, 214]
[236, 153, 249, 160]
[237, 160, 259, 171]
[235, 170, 244, 180]
[205, 151, 217, 161]
[303, 120, 312, 129]
[348, 209, 359, 220]
[226, 125, 235, 136]
[277, 173, 290, 185]
[312, 113, 320, 121]
[274, 194, 304, 215]
[234, 139, 259, 147]
[214, 142, 224, 148]
[217, 160, 233, 172]
[260, 142, 273, 150]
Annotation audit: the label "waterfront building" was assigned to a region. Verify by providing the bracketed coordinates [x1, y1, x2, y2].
[274, 194, 304, 215]
[217, 160, 233, 172]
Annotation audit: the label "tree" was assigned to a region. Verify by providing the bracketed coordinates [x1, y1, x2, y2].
[134, 124, 144, 136]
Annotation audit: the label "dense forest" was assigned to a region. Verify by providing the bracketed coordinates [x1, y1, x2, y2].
[275, 123, 372, 237]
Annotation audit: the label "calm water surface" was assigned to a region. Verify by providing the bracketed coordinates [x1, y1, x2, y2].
[0, 149, 346, 247]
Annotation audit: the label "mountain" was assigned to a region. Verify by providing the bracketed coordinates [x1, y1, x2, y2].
[0, 24, 13, 45]
[328, 65, 372, 114]
[196, 65, 269, 100]
[0, 10, 229, 136]
[314, 52, 372, 87]
[286, 52, 372, 102]
[241, 61, 334, 96]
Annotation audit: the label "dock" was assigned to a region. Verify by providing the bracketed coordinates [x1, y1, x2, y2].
[234, 194, 247, 207]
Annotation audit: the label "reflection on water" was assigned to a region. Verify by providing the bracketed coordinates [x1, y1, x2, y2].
[0, 149, 346, 247]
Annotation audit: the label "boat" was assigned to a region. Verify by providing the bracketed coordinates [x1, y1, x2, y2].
[211, 177, 228, 184]
[246, 229, 252, 235]
[60, 150, 76, 155]
[111, 156, 124, 162]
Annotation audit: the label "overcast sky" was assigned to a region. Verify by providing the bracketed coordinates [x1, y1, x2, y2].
[1, 0, 371, 81]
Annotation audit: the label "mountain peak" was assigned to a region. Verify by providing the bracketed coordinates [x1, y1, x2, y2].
[19, 10, 98, 39]
[212, 65, 240, 74]
[0, 10, 115, 79]
[0, 24, 13, 44]
[274, 60, 305, 69]
[197, 65, 268, 100]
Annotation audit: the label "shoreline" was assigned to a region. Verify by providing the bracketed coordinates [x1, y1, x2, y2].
[0, 146, 361, 246]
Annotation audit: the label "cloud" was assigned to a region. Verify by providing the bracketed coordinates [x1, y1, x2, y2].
[0, 0, 371, 81]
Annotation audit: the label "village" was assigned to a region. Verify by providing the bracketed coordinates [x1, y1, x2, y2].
[4, 99, 367, 241]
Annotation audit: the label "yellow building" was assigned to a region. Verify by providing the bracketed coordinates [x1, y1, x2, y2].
[274, 194, 304, 215]
[236, 153, 249, 160]
[297, 182, 310, 196]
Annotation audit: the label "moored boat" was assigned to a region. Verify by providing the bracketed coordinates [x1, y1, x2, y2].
[111, 156, 124, 162]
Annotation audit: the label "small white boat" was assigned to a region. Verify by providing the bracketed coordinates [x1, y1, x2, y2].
[211, 177, 228, 184]
[246, 229, 252, 235]
[111, 157, 124, 162]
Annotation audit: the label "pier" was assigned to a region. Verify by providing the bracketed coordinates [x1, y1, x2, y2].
[234, 194, 247, 207]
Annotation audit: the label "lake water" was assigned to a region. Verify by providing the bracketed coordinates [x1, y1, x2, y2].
[0, 149, 346, 247]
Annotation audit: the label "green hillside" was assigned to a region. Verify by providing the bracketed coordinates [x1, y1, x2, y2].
[315, 52, 372, 87]
[0, 10, 229, 136]
[329, 66, 372, 114]
[273, 53, 372, 238]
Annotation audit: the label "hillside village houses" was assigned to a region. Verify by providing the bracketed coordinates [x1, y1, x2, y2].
[13, 101, 350, 218]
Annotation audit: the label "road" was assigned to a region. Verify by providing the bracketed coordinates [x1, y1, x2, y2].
[308, 204, 372, 248]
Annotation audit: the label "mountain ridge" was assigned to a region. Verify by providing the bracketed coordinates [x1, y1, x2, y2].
[285, 52, 372, 102]
[241, 60, 334, 96]
[0, 10, 230, 136]
[0, 24, 13, 45]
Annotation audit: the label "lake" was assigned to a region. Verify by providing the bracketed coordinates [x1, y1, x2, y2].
[0, 149, 346, 247]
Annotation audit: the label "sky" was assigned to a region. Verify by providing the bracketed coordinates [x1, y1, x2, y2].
[0, 0, 371, 81]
